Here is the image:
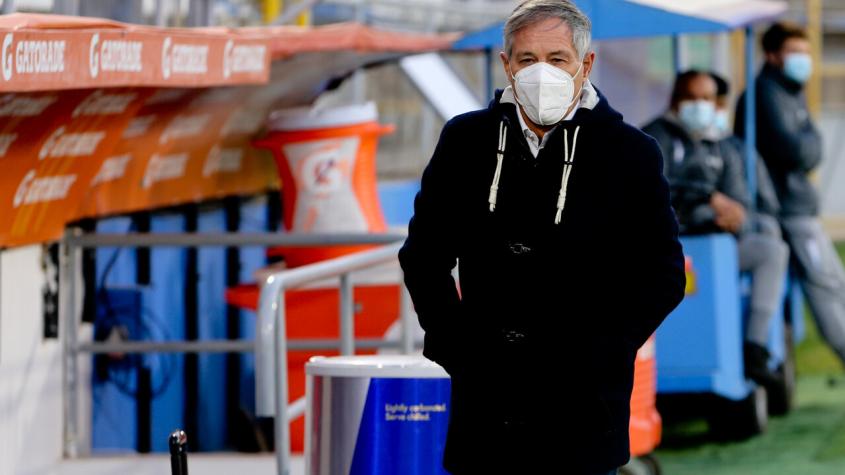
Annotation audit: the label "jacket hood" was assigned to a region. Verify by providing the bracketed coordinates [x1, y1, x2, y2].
[483, 82, 625, 226]
[488, 83, 624, 126]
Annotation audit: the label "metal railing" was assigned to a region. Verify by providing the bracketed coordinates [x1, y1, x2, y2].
[254, 241, 410, 475]
[59, 229, 416, 466]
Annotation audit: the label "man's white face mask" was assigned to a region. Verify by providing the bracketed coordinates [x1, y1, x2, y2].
[512, 60, 583, 126]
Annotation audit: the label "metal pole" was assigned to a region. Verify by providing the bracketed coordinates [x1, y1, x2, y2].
[485, 47, 494, 104]
[68, 232, 405, 249]
[61, 229, 80, 457]
[76, 337, 418, 354]
[77, 339, 257, 354]
[169, 430, 189, 475]
[339, 273, 355, 356]
[744, 26, 757, 204]
[187, 0, 210, 26]
[53, 0, 79, 15]
[137, 367, 152, 453]
[400, 283, 414, 354]
[672, 35, 683, 74]
[155, 0, 167, 27]
[274, 290, 291, 475]
[352, 1, 367, 103]
[256, 276, 283, 417]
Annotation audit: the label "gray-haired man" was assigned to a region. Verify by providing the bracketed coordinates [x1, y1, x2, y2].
[399, 1, 685, 473]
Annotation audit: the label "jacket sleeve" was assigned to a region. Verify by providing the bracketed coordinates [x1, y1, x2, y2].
[668, 157, 718, 233]
[398, 120, 463, 370]
[619, 137, 687, 349]
[739, 83, 823, 173]
[754, 156, 781, 217]
[717, 140, 752, 210]
[642, 120, 717, 233]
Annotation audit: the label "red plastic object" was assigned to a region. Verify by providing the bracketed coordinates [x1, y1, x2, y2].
[629, 336, 662, 457]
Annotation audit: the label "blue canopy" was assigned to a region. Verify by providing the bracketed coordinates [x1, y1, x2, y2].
[453, 0, 787, 49]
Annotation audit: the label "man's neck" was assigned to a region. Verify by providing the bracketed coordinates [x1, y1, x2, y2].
[519, 107, 557, 140]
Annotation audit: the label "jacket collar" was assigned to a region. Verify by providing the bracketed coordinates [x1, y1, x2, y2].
[761, 62, 804, 94]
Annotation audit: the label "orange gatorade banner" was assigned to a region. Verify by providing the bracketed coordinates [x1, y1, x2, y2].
[0, 14, 456, 248]
[81, 87, 278, 218]
[0, 88, 151, 246]
[0, 14, 270, 91]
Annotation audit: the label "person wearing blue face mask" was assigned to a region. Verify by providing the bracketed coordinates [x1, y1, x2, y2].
[736, 22, 845, 372]
[643, 70, 790, 388]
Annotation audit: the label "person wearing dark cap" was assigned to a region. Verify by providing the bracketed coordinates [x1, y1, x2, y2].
[643, 70, 789, 386]
[399, 1, 685, 473]
[736, 22, 845, 369]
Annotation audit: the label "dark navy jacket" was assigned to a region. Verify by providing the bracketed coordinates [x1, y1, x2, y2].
[399, 88, 685, 474]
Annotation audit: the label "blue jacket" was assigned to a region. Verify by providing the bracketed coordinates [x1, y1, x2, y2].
[399, 87, 685, 473]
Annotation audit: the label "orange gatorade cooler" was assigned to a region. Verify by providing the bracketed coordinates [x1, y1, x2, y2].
[238, 103, 401, 453]
[253, 102, 395, 267]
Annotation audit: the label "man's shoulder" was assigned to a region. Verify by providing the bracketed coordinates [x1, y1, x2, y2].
[443, 106, 500, 135]
[756, 70, 795, 100]
[613, 118, 663, 152]
[605, 120, 666, 174]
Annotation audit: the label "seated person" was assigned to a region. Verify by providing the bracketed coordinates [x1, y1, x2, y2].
[642, 70, 789, 386]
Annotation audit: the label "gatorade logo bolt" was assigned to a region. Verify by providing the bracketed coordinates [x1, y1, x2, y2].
[2, 34, 13, 81]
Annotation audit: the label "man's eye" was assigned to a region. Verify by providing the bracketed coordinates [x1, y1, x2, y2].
[550, 58, 565, 64]
[520, 58, 535, 64]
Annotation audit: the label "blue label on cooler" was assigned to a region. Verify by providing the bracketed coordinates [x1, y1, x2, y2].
[349, 377, 451, 475]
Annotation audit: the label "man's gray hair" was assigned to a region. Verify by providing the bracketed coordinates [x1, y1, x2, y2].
[504, 0, 592, 60]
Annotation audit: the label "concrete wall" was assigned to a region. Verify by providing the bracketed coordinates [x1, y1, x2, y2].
[0, 245, 63, 475]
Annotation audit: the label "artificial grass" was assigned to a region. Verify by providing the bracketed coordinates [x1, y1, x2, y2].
[653, 242, 845, 474]
[656, 376, 845, 475]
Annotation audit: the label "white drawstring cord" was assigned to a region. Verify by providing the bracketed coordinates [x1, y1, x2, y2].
[555, 125, 580, 225]
[488, 120, 579, 222]
[489, 121, 507, 212]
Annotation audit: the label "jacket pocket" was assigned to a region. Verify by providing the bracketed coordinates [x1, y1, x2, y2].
[422, 328, 467, 377]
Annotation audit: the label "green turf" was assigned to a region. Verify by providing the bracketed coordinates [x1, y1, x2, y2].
[656, 376, 845, 475]
[653, 243, 845, 474]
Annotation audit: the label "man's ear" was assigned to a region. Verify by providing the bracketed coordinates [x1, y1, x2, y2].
[500, 51, 512, 79]
[582, 51, 596, 79]
[765, 51, 783, 67]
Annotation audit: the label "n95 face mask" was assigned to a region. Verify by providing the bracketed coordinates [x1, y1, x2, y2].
[512, 61, 583, 126]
